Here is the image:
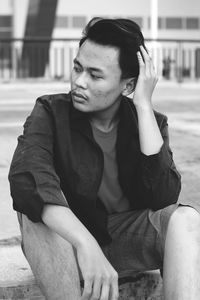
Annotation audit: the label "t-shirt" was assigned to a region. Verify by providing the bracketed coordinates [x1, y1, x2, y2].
[92, 123, 130, 214]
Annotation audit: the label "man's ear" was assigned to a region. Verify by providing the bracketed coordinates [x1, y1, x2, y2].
[122, 78, 136, 96]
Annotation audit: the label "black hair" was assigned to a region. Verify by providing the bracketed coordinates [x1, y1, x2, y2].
[79, 17, 146, 79]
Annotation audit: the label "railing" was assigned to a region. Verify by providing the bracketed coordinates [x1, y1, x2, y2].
[0, 37, 200, 82]
[146, 38, 200, 83]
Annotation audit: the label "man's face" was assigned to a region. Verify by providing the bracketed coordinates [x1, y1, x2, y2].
[70, 39, 126, 113]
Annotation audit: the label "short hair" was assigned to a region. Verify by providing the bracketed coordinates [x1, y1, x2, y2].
[79, 17, 146, 79]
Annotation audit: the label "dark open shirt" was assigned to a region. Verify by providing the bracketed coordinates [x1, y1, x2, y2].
[8, 93, 181, 246]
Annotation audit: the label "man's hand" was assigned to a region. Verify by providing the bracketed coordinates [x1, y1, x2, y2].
[133, 45, 158, 109]
[132, 45, 163, 155]
[77, 238, 119, 300]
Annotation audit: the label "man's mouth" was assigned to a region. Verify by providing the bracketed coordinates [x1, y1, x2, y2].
[72, 91, 87, 100]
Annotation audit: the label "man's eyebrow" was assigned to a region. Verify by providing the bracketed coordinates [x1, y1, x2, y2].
[73, 58, 103, 73]
[73, 58, 81, 66]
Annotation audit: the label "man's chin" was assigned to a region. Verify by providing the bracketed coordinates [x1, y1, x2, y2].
[72, 99, 90, 112]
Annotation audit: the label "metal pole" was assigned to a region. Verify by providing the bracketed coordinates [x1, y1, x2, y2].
[150, 0, 158, 40]
[150, 0, 158, 72]
[177, 42, 183, 83]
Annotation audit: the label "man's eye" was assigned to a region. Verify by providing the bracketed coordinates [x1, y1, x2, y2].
[90, 74, 101, 80]
[74, 65, 81, 73]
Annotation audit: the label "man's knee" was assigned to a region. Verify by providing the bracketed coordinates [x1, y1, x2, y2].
[20, 214, 74, 256]
[168, 206, 200, 236]
[20, 214, 81, 283]
[19, 214, 78, 273]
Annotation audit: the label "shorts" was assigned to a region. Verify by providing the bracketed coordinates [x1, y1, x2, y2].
[17, 201, 200, 280]
[101, 203, 190, 279]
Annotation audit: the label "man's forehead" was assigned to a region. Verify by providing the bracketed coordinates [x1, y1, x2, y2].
[76, 40, 120, 71]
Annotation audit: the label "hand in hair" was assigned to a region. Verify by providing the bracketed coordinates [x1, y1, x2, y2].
[133, 45, 158, 109]
[133, 46, 163, 156]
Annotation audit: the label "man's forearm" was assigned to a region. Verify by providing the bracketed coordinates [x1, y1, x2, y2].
[135, 104, 163, 156]
[42, 204, 96, 249]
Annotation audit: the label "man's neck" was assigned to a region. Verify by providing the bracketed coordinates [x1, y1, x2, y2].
[90, 117, 119, 133]
[89, 100, 121, 133]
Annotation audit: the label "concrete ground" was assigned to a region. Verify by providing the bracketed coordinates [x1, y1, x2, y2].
[0, 79, 200, 242]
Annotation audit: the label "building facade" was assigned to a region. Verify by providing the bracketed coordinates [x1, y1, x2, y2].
[0, 0, 200, 80]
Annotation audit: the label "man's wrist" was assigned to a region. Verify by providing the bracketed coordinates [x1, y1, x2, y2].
[134, 100, 153, 112]
[134, 102, 153, 117]
[74, 233, 97, 251]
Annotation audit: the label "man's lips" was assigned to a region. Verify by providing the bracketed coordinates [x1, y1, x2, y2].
[72, 91, 87, 100]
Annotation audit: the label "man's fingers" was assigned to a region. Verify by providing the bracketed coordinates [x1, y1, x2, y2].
[137, 51, 145, 72]
[100, 281, 110, 300]
[81, 278, 93, 300]
[138, 45, 158, 79]
[137, 46, 151, 76]
[91, 278, 101, 300]
[81, 275, 118, 300]
[137, 49, 150, 77]
[140, 45, 151, 63]
[110, 276, 119, 300]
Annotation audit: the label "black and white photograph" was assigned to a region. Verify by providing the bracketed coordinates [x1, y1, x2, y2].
[0, 0, 200, 299]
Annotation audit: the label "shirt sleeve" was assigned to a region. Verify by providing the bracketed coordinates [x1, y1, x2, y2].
[8, 96, 69, 222]
[138, 115, 181, 210]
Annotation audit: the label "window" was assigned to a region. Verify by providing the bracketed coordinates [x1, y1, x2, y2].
[72, 16, 87, 28]
[0, 15, 12, 27]
[148, 17, 164, 29]
[0, 16, 12, 40]
[186, 18, 199, 29]
[55, 16, 69, 28]
[158, 17, 164, 29]
[0, 30, 12, 39]
[54, 15, 87, 29]
[166, 17, 183, 29]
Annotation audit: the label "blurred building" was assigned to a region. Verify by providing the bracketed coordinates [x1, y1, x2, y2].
[0, 0, 200, 80]
[1, 0, 200, 40]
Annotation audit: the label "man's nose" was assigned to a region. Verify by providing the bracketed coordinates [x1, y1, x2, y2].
[74, 72, 88, 89]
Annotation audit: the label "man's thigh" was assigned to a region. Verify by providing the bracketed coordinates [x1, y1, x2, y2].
[103, 204, 179, 278]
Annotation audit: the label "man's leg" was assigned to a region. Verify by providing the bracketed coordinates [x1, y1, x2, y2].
[163, 206, 200, 300]
[20, 214, 81, 300]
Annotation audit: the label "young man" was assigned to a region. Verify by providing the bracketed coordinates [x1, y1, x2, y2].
[9, 18, 200, 300]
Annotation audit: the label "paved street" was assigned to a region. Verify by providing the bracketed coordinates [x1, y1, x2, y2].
[0, 80, 200, 241]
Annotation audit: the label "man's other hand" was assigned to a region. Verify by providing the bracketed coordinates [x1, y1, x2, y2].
[77, 238, 119, 300]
